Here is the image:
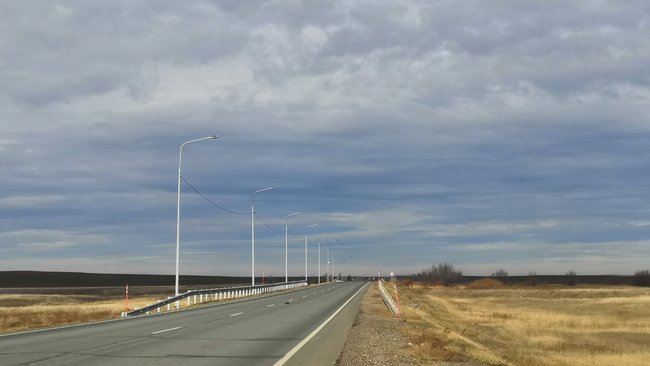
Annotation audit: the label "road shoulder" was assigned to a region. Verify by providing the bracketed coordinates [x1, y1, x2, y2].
[282, 283, 368, 366]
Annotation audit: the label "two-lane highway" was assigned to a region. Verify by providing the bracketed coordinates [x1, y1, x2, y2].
[0, 281, 368, 366]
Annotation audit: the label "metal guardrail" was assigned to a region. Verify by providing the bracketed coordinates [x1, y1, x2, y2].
[377, 279, 401, 315]
[123, 280, 308, 317]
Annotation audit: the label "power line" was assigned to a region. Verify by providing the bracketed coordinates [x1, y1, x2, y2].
[181, 176, 247, 216]
[255, 212, 284, 234]
[181, 176, 296, 236]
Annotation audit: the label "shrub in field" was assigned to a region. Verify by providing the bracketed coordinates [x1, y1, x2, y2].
[491, 268, 508, 278]
[466, 278, 504, 290]
[565, 271, 577, 286]
[633, 270, 650, 287]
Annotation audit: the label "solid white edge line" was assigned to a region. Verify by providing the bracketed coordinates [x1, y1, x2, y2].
[151, 326, 182, 335]
[273, 282, 369, 366]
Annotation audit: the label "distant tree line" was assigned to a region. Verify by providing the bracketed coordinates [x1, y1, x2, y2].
[634, 270, 650, 287]
[404, 266, 650, 287]
[409, 263, 462, 285]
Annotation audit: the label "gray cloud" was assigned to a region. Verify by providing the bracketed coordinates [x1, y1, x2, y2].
[1, 1, 649, 276]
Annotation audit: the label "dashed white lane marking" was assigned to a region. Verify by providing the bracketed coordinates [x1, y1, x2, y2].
[151, 327, 182, 335]
[302, 295, 308, 298]
[266, 304, 275, 308]
[230, 312, 244, 317]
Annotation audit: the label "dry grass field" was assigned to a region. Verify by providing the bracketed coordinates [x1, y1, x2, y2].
[0, 294, 160, 334]
[398, 282, 650, 366]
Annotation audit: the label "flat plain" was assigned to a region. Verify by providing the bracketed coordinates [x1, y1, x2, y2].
[397, 282, 650, 366]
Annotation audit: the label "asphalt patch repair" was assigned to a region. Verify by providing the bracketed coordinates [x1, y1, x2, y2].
[336, 283, 486, 366]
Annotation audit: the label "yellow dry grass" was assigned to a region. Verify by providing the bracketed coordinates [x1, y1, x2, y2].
[0, 294, 159, 334]
[397, 284, 650, 366]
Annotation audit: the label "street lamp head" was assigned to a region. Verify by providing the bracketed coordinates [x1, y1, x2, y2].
[288, 211, 303, 218]
[181, 135, 220, 147]
[254, 186, 277, 194]
[307, 223, 319, 228]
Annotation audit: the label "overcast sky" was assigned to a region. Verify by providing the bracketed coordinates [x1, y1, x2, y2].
[1, 1, 650, 277]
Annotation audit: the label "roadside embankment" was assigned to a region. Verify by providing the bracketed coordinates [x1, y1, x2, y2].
[338, 282, 487, 366]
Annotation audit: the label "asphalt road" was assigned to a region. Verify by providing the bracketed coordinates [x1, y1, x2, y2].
[0, 281, 368, 366]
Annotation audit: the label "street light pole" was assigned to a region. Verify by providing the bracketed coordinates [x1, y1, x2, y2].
[252, 186, 276, 286]
[175, 135, 218, 296]
[305, 224, 318, 282]
[326, 239, 337, 282]
[285, 211, 303, 283]
[326, 246, 329, 282]
[330, 239, 340, 281]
